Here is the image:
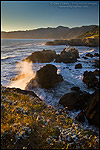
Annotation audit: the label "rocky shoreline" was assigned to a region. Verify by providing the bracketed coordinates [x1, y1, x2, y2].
[1, 45, 99, 149]
[45, 38, 99, 47]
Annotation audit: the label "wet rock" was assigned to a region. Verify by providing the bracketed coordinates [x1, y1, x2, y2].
[94, 53, 99, 57]
[75, 63, 82, 69]
[85, 53, 93, 57]
[71, 87, 80, 92]
[26, 64, 63, 89]
[83, 71, 99, 88]
[75, 111, 85, 122]
[82, 56, 88, 59]
[59, 91, 90, 110]
[85, 90, 99, 127]
[23, 49, 57, 63]
[93, 60, 99, 68]
[55, 47, 79, 63]
[94, 69, 99, 76]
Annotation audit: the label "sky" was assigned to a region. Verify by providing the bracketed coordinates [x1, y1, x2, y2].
[1, 1, 99, 32]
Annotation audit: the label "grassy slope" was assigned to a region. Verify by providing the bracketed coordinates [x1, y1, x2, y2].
[78, 26, 99, 39]
[1, 85, 99, 149]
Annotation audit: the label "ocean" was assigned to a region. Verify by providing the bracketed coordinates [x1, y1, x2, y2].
[1, 39, 99, 107]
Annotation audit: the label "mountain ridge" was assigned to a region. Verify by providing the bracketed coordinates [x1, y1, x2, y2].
[1, 25, 98, 39]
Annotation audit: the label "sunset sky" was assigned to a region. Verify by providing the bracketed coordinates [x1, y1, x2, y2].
[1, 1, 99, 32]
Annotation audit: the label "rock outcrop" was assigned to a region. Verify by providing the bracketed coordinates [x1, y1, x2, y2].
[25, 64, 63, 89]
[59, 91, 90, 111]
[55, 47, 79, 63]
[23, 49, 57, 63]
[83, 71, 99, 88]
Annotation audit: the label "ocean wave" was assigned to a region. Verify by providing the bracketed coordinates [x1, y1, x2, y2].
[1, 55, 16, 60]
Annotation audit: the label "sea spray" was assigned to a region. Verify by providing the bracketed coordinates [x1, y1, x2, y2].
[8, 61, 35, 90]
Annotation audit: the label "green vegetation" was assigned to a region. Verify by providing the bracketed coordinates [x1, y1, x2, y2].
[1, 85, 99, 149]
[78, 26, 99, 39]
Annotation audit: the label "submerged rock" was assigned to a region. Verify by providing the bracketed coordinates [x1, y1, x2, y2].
[25, 64, 63, 89]
[55, 47, 79, 63]
[83, 71, 99, 88]
[75, 63, 82, 69]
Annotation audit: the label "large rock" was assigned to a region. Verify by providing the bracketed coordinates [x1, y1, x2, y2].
[59, 91, 90, 110]
[26, 64, 63, 89]
[85, 90, 99, 127]
[83, 71, 99, 88]
[55, 47, 79, 63]
[23, 49, 57, 63]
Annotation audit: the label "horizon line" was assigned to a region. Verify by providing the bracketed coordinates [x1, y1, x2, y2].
[1, 24, 99, 32]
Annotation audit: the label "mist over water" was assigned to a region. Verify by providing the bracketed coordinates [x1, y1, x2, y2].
[8, 61, 35, 90]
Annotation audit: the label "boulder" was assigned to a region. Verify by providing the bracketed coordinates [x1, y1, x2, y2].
[71, 86, 80, 91]
[94, 69, 99, 76]
[26, 64, 63, 89]
[83, 71, 99, 88]
[75, 111, 85, 122]
[23, 49, 57, 63]
[55, 47, 79, 63]
[85, 90, 99, 127]
[85, 53, 93, 57]
[75, 63, 82, 69]
[59, 91, 90, 110]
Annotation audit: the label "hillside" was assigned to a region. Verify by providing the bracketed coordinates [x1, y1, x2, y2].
[1, 25, 97, 40]
[1, 85, 99, 149]
[77, 26, 99, 39]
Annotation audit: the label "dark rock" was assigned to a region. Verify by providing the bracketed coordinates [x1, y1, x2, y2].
[75, 111, 85, 122]
[45, 40, 68, 46]
[23, 49, 57, 63]
[75, 63, 82, 69]
[94, 69, 99, 76]
[59, 91, 90, 110]
[55, 47, 79, 63]
[85, 53, 93, 57]
[83, 71, 99, 88]
[71, 86, 80, 91]
[6, 87, 39, 98]
[93, 59, 99, 68]
[82, 56, 88, 59]
[94, 53, 99, 57]
[85, 90, 99, 127]
[26, 64, 63, 89]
